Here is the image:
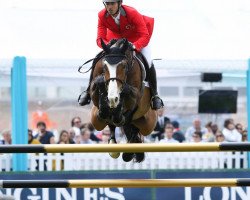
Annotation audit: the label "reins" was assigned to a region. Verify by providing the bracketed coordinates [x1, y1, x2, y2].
[77, 40, 136, 94]
[78, 51, 105, 74]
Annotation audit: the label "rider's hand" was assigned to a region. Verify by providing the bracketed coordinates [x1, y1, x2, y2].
[128, 42, 136, 51]
[107, 39, 117, 48]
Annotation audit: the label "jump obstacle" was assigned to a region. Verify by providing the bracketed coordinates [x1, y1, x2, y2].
[3, 142, 250, 189]
[1, 179, 250, 188]
[1, 142, 250, 153]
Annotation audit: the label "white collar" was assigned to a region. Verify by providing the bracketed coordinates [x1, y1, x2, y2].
[112, 12, 121, 25]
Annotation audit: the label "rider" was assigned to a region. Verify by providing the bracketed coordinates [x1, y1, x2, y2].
[78, 0, 164, 110]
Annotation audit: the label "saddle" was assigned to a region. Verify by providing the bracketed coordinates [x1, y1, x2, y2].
[134, 52, 150, 83]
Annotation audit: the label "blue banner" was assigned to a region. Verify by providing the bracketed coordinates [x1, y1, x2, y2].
[0, 171, 152, 200]
[0, 170, 250, 200]
[156, 171, 250, 200]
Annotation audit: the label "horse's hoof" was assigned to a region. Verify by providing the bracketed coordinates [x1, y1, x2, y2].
[109, 152, 120, 159]
[122, 153, 135, 162]
[109, 138, 116, 144]
[135, 153, 145, 163]
[108, 139, 120, 159]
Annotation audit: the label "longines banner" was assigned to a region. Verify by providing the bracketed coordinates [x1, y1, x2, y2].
[0, 171, 250, 200]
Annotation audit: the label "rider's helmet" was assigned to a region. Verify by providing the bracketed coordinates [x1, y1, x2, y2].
[103, 0, 122, 14]
[103, 0, 122, 6]
[103, 0, 122, 3]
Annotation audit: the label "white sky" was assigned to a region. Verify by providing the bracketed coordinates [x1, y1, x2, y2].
[0, 0, 250, 60]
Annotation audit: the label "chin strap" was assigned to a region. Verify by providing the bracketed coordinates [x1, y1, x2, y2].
[111, 5, 121, 17]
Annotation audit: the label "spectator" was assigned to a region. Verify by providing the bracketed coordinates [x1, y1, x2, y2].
[235, 123, 248, 142]
[28, 129, 40, 171]
[152, 107, 170, 140]
[235, 123, 244, 135]
[159, 123, 179, 143]
[192, 131, 202, 143]
[86, 123, 101, 143]
[80, 128, 94, 144]
[215, 131, 226, 143]
[211, 123, 219, 135]
[31, 100, 57, 130]
[58, 130, 74, 144]
[205, 121, 213, 132]
[171, 121, 185, 143]
[28, 129, 40, 144]
[222, 118, 242, 142]
[242, 130, 248, 142]
[0, 130, 12, 145]
[34, 121, 55, 144]
[185, 118, 208, 142]
[34, 121, 55, 171]
[99, 126, 111, 144]
[68, 128, 76, 142]
[202, 121, 215, 142]
[71, 117, 82, 139]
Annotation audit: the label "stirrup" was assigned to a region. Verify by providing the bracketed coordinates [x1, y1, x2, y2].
[150, 95, 164, 110]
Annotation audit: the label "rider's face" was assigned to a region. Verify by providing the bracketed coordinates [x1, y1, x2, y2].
[105, 2, 119, 16]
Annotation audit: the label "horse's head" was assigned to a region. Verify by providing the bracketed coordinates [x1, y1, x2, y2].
[101, 38, 131, 108]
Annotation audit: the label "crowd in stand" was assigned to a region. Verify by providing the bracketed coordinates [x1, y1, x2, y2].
[0, 108, 248, 145]
[149, 108, 247, 144]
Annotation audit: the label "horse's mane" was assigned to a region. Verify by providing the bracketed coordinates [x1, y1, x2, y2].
[110, 38, 126, 48]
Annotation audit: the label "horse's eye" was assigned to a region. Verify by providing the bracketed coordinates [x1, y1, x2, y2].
[121, 62, 127, 69]
[103, 64, 108, 72]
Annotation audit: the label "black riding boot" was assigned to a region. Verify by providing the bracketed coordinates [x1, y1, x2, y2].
[148, 64, 164, 110]
[78, 71, 93, 106]
[78, 88, 91, 106]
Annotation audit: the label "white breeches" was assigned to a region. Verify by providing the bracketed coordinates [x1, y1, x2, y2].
[141, 43, 152, 67]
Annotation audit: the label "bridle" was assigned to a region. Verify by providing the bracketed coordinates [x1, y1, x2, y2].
[103, 52, 134, 92]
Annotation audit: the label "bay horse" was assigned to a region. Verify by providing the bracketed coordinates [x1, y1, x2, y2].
[89, 38, 157, 162]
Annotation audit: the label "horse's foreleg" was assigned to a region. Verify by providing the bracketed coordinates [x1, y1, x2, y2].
[110, 88, 130, 126]
[111, 102, 125, 127]
[108, 124, 120, 159]
[95, 76, 110, 120]
[90, 106, 107, 131]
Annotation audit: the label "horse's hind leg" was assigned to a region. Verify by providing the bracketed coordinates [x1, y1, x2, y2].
[122, 124, 145, 163]
[132, 130, 145, 163]
[122, 124, 135, 162]
[108, 124, 120, 159]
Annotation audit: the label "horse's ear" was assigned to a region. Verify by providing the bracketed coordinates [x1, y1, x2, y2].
[101, 39, 110, 53]
[121, 39, 129, 54]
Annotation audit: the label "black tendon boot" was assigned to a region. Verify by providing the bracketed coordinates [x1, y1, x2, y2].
[78, 70, 93, 106]
[148, 64, 164, 110]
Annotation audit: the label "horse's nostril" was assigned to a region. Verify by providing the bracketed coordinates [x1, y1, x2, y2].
[115, 97, 118, 102]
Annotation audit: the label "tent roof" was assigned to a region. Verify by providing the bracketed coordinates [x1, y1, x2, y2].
[1, 0, 250, 60]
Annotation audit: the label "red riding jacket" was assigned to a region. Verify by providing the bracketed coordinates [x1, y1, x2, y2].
[97, 5, 154, 52]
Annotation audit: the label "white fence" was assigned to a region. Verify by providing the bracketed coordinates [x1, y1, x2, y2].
[0, 152, 247, 171]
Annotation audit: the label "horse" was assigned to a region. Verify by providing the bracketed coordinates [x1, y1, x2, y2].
[89, 38, 157, 162]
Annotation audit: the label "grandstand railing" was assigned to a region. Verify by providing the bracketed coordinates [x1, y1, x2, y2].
[0, 152, 247, 171]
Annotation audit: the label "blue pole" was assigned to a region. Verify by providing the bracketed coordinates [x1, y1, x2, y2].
[11, 56, 28, 171]
[247, 58, 250, 168]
